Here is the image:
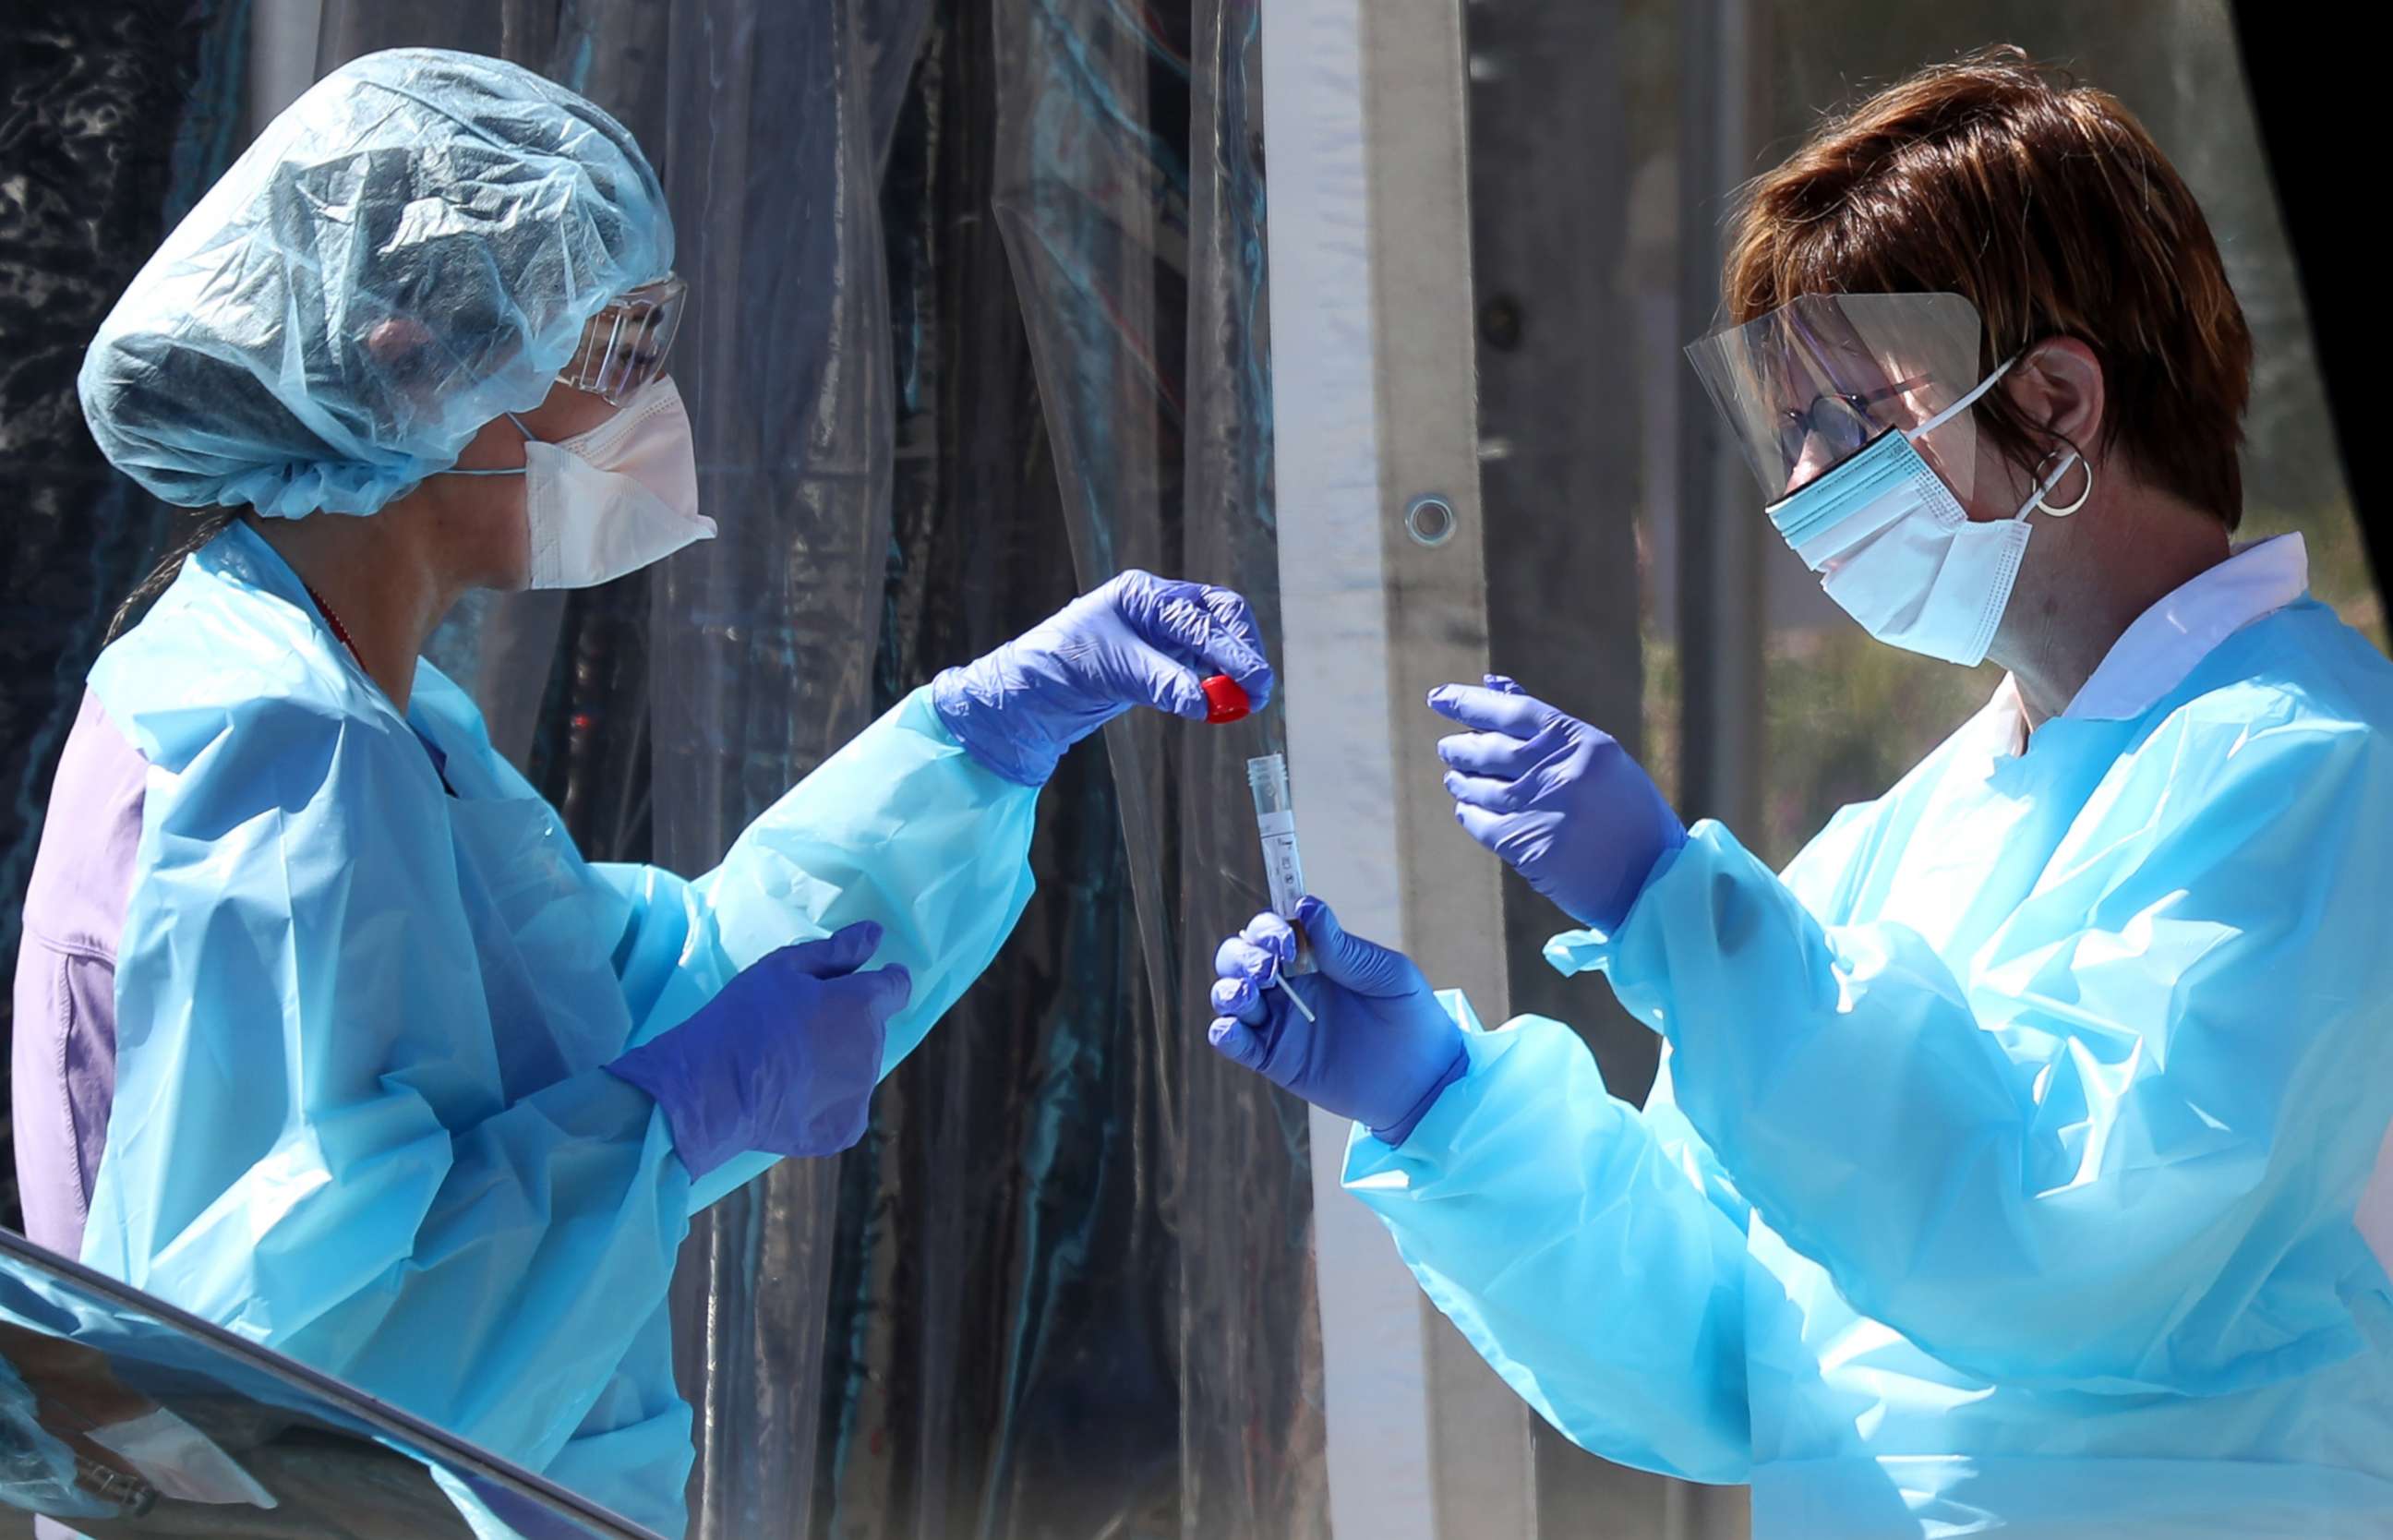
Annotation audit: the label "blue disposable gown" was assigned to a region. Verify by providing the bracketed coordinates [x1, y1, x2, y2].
[1348, 598, 2393, 1538]
[74, 524, 1040, 1534]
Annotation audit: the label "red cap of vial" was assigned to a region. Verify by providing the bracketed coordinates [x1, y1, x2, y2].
[1202, 675, 1252, 725]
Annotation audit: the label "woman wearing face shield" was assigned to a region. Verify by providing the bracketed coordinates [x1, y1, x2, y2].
[9, 49, 1272, 1535]
[1205, 49, 2393, 1539]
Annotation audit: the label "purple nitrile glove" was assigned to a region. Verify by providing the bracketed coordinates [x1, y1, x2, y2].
[1430, 676, 1686, 933]
[1208, 897, 1466, 1148]
[932, 571, 1277, 787]
[607, 920, 911, 1180]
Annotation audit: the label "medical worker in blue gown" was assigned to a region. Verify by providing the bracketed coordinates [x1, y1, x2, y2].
[9, 49, 1272, 1535]
[1208, 53, 2393, 1540]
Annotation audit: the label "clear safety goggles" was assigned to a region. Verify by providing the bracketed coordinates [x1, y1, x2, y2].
[560, 273, 688, 405]
[1684, 292, 1996, 500]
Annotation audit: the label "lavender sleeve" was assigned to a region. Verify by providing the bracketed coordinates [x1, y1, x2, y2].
[10, 691, 147, 1260]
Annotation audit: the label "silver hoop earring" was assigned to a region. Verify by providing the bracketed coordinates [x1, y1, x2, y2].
[2036, 451, 2094, 517]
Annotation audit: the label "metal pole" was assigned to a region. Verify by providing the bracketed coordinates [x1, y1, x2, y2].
[1465, 0, 1734, 1531]
[1667, 6, 1763, 1535]
[1675, 0, 1766, 837]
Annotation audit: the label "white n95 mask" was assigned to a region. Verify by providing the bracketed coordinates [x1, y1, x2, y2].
[451, 378, 714, 590]
[522, 378, 713, 590]
[1765, 358, 2085, 668]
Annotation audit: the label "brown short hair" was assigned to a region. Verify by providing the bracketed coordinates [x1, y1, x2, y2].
[1723, 48, 2252, 527]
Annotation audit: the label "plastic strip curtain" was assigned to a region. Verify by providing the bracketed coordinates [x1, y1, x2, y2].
[550, 3, 928, 1533]
[806, 2, 1324, 1536]
[988, 0, 1328, 1534]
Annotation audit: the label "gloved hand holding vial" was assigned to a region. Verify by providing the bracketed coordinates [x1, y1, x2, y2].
[1207, 886, 1468, 1147]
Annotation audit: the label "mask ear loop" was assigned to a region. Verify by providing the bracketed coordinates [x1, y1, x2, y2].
[439, 414, 537, 479]
[1906, 354, 2019, 442]
[1900, 354, 2021, 513]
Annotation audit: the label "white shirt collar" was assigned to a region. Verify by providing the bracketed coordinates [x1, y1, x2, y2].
[2062, 534, 2310, 721]
[1971, 535, 2309, 753]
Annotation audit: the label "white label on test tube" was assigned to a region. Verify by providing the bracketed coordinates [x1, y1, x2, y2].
[1259, 810, 1305, 911]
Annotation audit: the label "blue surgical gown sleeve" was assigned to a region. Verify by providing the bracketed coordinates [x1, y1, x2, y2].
[1342, 994, 1754, 1484]
[1558, 700, 2393, 1395]
[86, 694, 693, 1474]
[594, 687, 1040, 1210]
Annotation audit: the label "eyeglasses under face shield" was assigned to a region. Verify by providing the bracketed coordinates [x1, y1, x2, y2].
[1683, 292, 1998, 502]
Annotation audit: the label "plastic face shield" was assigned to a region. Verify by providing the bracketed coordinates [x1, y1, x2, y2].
[1684, 293, 1994, 502]
[561, 274, 688, 404]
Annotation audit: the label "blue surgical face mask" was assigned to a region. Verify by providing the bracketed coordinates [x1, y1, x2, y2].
[1763, 357, 2085, 668]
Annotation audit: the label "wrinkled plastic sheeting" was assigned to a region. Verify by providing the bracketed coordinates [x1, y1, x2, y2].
[551, 2, 931, 1535]
[811, 9, 1174, 1535]
[799, 3, 1325, 1538]
[991, 2, 1329, 1534]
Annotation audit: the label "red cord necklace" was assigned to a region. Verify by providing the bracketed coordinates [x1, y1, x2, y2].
[302, 582, 367, 671]
[300, 580, 456, 795]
